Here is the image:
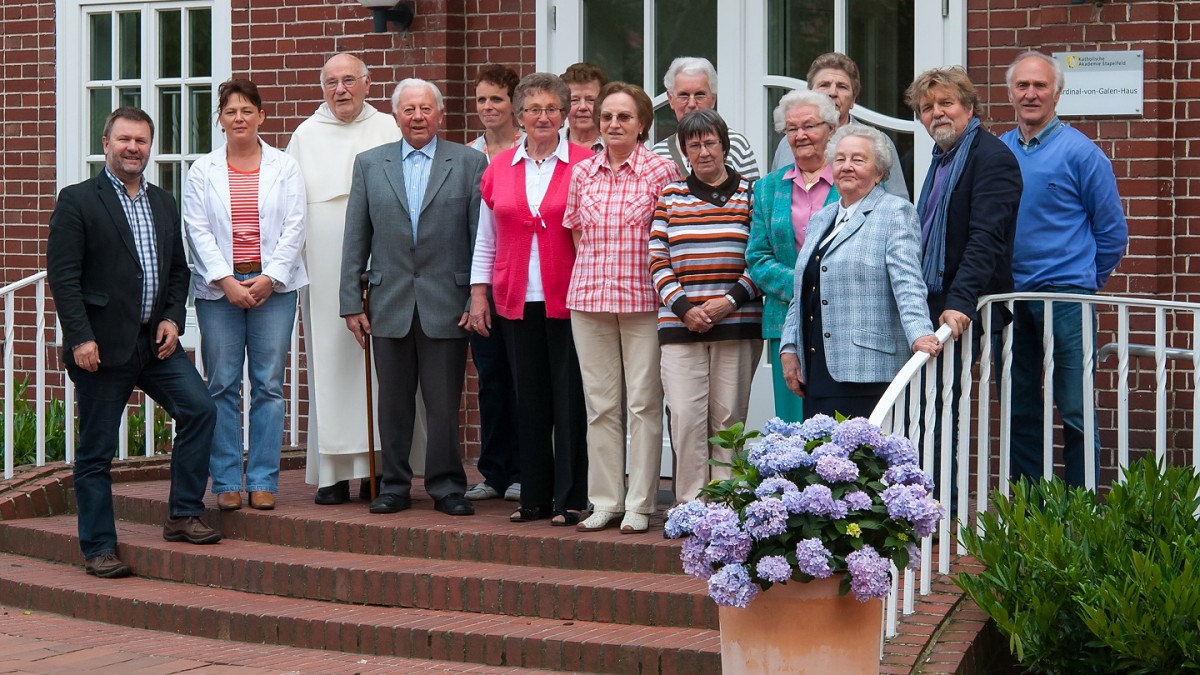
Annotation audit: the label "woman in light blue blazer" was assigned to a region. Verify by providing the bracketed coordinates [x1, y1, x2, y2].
[746, 90, 841, 422]
[184, 79, 308, 511]
[779, 125, 940, 420]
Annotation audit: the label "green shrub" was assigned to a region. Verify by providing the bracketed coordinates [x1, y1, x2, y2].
[957, 459, 1200, 674]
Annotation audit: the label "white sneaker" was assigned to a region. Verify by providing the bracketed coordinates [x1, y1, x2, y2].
[465, 482, 501, 500]
[504, 483, 521, 501]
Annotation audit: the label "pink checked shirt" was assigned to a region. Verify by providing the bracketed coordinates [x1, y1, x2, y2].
[565, 144, 681, 313]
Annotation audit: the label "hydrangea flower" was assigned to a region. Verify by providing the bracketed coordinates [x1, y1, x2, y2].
[845, 546, 892, 601]
[680, 535, 712, 579]
[692, 503, 739, 540]
[708, 564, 759, 608]
[705, 519, 753, 565]
[794, 484, 837, 516]
[747, 434, 814, 475]
[664, 500, 708, 539]
[755, 476, 804, 514]
[905, 542, 921, 570]
[796, 414, 838, 441]
[763, 417, 804, 437]
[843, 490, 873, 511]
[884, 463, 935, 491]
[846, 523, 862, 538]
[743, 497, 790, 540]
[832, 417, 885, 450]
[881, 484, 943, 538]
[876, 434, 919, 467]
[795, 538, 833, 578]
[756, 555, 793, 583]
[811, 441, 853, 461]
[815, 455, 860, 483]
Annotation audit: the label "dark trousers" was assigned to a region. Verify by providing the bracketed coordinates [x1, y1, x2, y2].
[469, 327, 520, 491]
[498, 303, 588, 513]
[371, 310, 469, 500]
[67, 324, 215, 559]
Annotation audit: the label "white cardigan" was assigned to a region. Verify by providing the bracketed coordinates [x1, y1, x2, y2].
[183, 140, 309, 300]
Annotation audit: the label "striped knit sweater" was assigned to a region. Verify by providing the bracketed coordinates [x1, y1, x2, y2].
[648, 172, 762, 345]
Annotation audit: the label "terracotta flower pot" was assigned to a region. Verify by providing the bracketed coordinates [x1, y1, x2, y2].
[718, 575, 883, 674]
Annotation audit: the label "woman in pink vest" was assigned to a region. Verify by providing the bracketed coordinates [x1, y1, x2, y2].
[467, 72, 593, 526]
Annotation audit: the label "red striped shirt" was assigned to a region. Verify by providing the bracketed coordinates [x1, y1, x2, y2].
[229, 165, 261, 263]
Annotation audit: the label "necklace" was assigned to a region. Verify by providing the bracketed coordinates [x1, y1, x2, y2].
[799, 165, 824, 188]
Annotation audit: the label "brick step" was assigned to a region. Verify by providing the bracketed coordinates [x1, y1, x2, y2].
[0, 551, 721, 674]
[108, 470, 690, 574]
[0, 516, 718, 630]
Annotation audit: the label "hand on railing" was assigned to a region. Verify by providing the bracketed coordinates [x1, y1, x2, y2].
[938, 309, 971, 340]
[911, 332, 945, 357]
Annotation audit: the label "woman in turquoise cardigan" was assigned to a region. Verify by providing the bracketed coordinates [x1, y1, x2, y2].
[747, 90, 841, 421]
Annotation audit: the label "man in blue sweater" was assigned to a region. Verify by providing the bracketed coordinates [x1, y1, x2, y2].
[999, 51, 1128, 487]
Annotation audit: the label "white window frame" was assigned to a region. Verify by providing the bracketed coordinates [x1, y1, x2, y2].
[55, 0, 232, 192]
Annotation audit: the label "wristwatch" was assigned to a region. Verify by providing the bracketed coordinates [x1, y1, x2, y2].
[724, 293, 738, 309]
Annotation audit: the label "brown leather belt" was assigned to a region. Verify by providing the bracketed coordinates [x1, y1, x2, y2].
[233, 261, 262, 274]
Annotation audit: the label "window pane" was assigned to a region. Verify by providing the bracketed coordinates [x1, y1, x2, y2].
[90, 14, 112, 81]
[89, 88, 113, 155]
[159, 10, 182, 78]
[160, 86, 181, 154]
[653, 0, 716, 96]
[189, 86, 212, 153]
[88, 161, 106, 178]
[118, 12, 141, 80]
[765, 85, 790, 167]
[158, 162, 181, 210]
[846, 0, 913, 120]
[119, 86, 141, 108]
[583, 0, 642, 86]
[189, 8, 212, 77]
[653, 106, 675, 145]
[767, 0, 834, 78]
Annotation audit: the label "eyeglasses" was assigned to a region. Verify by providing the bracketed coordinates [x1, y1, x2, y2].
[323, 75, 366, 91]
[684, 140, 722, 154]
[599, 111, 637, 124]
[673, 92, 710, 103]
[784, 123, 827, 137]
[522, 106, 563, 118]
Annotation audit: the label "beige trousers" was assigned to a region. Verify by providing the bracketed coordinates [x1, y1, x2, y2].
[571, 310, 664, 514]
[660, 339, 763, 503]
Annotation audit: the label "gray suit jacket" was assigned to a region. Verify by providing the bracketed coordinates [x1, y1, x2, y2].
[781, 185, 933, 383]
[340, 138, 486, 339]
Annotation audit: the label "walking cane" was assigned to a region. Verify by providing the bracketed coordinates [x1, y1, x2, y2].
[361, 273, 378, 501]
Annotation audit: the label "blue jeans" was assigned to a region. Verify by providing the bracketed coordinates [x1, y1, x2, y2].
[68, 324, 215, 559]
[196, 281, 296, 494]
[1008, 289, 1100, 487]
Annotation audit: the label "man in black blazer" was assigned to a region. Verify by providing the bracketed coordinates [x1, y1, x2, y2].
[47, 107, 222, 579]
[906, 68, 1022, 509]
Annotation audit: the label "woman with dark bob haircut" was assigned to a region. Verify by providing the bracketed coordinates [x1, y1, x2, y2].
[184, 78, 308, 511]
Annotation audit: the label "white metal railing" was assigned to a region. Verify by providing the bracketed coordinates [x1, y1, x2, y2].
[2, 270, 303, 481]
[869, 291, 1200, 638]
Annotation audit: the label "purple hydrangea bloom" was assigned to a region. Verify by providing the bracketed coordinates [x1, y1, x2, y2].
[763, 417, 804, 437]
[794, 484, 837, 516]
[910, 500, 944, 538]
[832, 417, 885, 450]
[843, 490, 873, 511]
[815, 455, 860, 483]
[797, 414, 838, 441]
[748, 434, 814, 476]
[811, 441, 853, 461]
[845, 545, 893, 601]
[884, 463, 935, 491]
[756, 555, 794, 583]
[680, 535, 712, 579]
[795, 538, 834, 578]
[692, 503, 739, 540]
[708, 563, 760, 608]
[905, 542, 921, 570]
[743, 498, 790, 540]
[664, 500, 709, 539]
[756, 476, 805, 514]
[830, 498, 849, 520]
[881, 484, 943, 538]
[705, 520, 753, 565]
[876, 435, 919, 467]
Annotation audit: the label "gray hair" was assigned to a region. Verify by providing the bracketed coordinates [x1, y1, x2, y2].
[391, 78, 444, 111]
[826, 124, 893, 178]
[513, 72, 571, 115]
[1005, 50, 1065, 95]
[319, 53, 369, 85]
[772, 89, 839, 133]
[663, 56, 718, 95]
[677, 109, 730, 156]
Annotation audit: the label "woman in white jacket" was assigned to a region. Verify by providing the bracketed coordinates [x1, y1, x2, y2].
[184, 78, 307, 511]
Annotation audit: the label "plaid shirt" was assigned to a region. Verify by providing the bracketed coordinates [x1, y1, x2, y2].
[104, 167, 158, 323]
[564, 145, 680, 313]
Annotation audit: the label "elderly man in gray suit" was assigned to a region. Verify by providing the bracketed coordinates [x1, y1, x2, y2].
[340, 78, 486, 516]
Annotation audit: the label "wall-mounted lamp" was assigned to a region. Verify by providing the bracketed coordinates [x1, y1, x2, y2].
[356, 0, 415, 33]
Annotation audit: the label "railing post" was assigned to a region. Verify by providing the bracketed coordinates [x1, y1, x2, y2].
[1042, 300, 1055, 481]
[3, 292, 13, 480]
[1082, 300, 1096, 489]
[35, 279, 47, 466]
[1154, 307, 1167, 464]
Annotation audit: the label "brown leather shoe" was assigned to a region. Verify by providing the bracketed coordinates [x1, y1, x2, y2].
[249, 491, 276, 510]
[217, 492, 242, 511]
[85, 552, 131, 578]
[163, 516, 223, 544]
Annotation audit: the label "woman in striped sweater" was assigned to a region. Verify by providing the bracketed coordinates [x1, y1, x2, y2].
[648, 109, 763, 503]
